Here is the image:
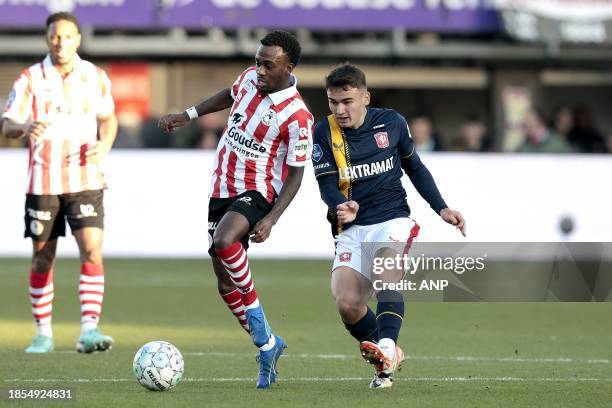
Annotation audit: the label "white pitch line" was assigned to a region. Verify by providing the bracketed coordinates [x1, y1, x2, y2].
[3, 377, 612, 383]
[53, 350, 611, 364]
[174, 352, 612, 365]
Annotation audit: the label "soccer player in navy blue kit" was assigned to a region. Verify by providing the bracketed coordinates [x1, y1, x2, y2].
[313, 64, 466, 388]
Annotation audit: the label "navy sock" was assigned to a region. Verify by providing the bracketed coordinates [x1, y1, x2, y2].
[376, 290, 404, 342]
[344, 307, 378, 342]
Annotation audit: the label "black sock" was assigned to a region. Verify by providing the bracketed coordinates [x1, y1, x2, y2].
[376, 290, 404, 342]
[344, 306, 378, 342]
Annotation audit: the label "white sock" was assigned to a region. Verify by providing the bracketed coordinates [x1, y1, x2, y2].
[378, 338, 396, 357]
[259, 334, 276, 351]
[36, 325, 52, 338]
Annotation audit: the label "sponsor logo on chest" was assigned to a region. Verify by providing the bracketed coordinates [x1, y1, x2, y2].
[338, 157, 394, 180]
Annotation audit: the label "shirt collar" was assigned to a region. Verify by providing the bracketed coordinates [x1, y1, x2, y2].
[42, 53, 82, 78]
[266, 74, 298, 105]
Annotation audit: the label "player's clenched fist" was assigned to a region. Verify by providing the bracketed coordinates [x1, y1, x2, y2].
[336, 200, 359, 224]
[26, 121, 49, 139]
[158, 112, 189, 133]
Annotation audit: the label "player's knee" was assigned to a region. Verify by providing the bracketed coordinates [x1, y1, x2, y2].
[216, 276, 236, 294]
[81, 248, 102, 265]
[335, 294, 363, 322]
[32, 252, 54, 272]
[212, 233, 236, 251]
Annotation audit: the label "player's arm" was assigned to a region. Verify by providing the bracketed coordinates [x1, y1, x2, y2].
[251, 165, 304, 243]
[2, 118, 48, 140]
[2, 72, 40, 139]
[399, 116, 466, 236]
[316, 176, 358, 224]
[86, 113, 118, 162]
[158, 88, 233, 133]
[86, 70, 118, 162]
[312, 121, 359, 224]
[251, 111, 314, 243]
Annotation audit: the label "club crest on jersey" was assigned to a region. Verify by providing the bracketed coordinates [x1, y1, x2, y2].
[261, 109, 275, 126]
[339, 252, 352, 262]
[374, 132, 389, 149]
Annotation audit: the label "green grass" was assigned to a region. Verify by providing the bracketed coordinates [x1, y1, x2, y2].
[0, 258, 611, 407]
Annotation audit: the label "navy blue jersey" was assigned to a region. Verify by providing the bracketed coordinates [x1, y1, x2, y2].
[313, 108, 447, 233]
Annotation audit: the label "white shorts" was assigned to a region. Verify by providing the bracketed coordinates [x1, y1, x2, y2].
[333, 217, 420, 281]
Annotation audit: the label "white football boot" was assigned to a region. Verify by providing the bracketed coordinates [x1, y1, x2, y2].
[359, 341, 405, 389]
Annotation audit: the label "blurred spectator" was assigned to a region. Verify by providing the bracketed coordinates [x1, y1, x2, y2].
[171, 112, 223, 149]
[141, 118, 171, 148]
[568, 106, 608, 153]
[195, 113, 224, 149]
[409, 112, 443, 151]
[449, 113, 492, 152]
[112, 111, 143, 148]
[515, 108, 572, 153]
[552, 106, 574, 143]
[113, 126, 143, 148]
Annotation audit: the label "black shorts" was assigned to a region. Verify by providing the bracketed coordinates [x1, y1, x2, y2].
[24, 190, 105, 242]
[208, 190, 274, 257]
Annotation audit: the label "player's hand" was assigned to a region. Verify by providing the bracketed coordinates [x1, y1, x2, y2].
[26, 121, 48, 139]
[83, 141, 112, 164]
[250, 215, 277, 243]
[440, 208, 466, 237]
[336, 201, 359, 224]
[158, 112, 190, 133]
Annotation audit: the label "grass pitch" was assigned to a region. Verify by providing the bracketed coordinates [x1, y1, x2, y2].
[0, 258, 610, 407]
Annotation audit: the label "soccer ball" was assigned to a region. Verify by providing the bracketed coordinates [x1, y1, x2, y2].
[133, 341, 184, 391]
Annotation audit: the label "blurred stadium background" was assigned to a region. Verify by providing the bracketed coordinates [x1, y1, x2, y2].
[1, 0, 611, 257]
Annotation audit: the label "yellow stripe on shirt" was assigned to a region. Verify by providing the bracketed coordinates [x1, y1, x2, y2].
[327, 114, 352, 234]
[328, 114, 351, 199]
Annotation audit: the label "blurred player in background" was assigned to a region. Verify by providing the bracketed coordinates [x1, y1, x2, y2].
[313, 63, 465, 388]
[1, 12, 117, 354]
[158, 31, 313, 389]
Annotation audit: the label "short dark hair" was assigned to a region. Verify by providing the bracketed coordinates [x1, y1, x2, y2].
[325, 63, 367, 90]
[260, 30, 301, 66]
[46, 12, 80, 33]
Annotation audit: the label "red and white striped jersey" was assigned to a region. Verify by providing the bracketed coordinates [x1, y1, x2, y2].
[210, 67, 313, 203]
[2, 54, 115, 195]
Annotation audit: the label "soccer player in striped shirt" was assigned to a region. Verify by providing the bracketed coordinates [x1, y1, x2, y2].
[313, 64, 466, 388]
[159, 31, 313, 388]
[1, 12, 117, 354]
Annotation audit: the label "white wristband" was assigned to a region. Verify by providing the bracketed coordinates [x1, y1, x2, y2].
[185, 107, 198, 120]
